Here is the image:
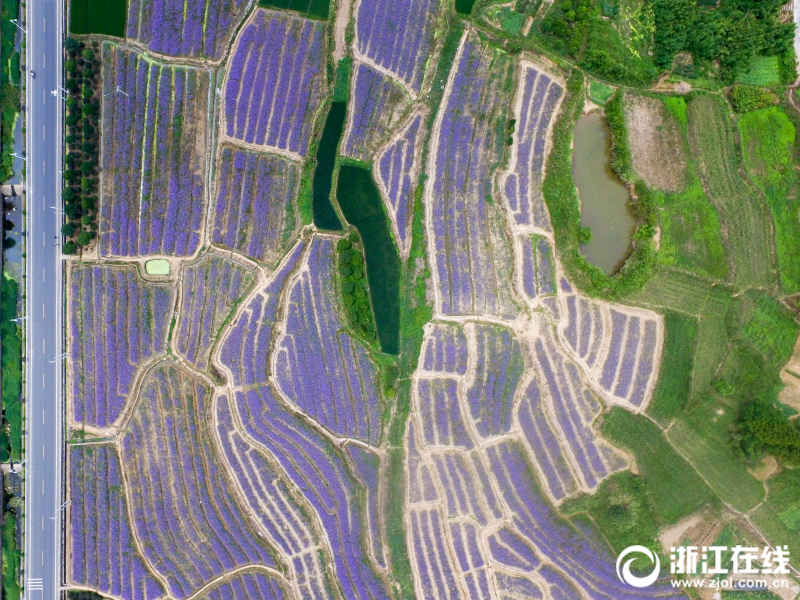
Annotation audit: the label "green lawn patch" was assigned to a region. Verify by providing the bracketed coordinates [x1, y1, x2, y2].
[489, 6, 527, 35]
[732, 290, 799, 367]
[737, 106, 800, 293]
[1, 274, 21, 461]
[625, 267, 712, 316]
[144, 259, 170, 276]
[736, 56, 781, 87]
[69, 0, 126, 36]
[752, 468, 800, 570]
[647, 311, 698, 424]
[2, 512, 20, 600]
[601, 408, 715, 524]
[589, 81, 614, 105]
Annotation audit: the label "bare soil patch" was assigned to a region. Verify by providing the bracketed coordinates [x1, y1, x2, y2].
[624, 93, 688, 192]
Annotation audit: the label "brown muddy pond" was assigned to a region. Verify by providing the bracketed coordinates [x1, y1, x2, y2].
[572, 112, 635, 274]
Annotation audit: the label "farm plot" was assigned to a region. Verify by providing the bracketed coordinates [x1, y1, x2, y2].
[232, 385, 392, 600]
[518, 234, 556, 304]
[215, 394, 332, 599]
[100, 45, 210, 258]
[687, 94, 774, 289]
[354, 0, 440, 93]
[69, 444, 164, 600]
[69, 264, 173, 429]
[430, 451, 498, 525]
[427, 31, 517, 318]
[224, 9, 326, 157]
[346, 443, 387, 568]
[501, 62, 563, 230]
[125, 0, 249, 59]
[341, 62, 411, 162]
[175, 254, 256, 372]
[375, 111, 425, 255]
[212, 145, 300, 265]
[194, 571, 287, 600]
[623, 94, 687, 192]
[407, 506, 466, 600]
[121, 361, 278, 599]
[415, 377, 475, 449]
[274, 236, 383, 444]
[562, 294, 605, 369]
[419, 322, 469, 376]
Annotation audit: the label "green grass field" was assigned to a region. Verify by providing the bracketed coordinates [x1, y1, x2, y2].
[737, 107, 800, 293]
[687, 94, 774, 290]
[752, 468, 800, 570]
[691, 287, 730, 399]
[647, 311, 698, 423]
[626, 267, 713, 316]
[736, 56, 781, 87]
[2, 513, 20, 600]
[601, 408, 716, 524]
[1, 274, 21, 461]
[589, 81, 614, 104]
[69, 0, 126, 35]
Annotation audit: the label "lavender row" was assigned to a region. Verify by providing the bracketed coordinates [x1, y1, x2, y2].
[69, 445, 165, 600]
[429, 32, 516, 318]
[517, 378, 579, 501]
[519, 234, 537, 302]
[212, 145, 300, 265]
[408, 507, 464, 600]
[196, 571, 287, 600]
[466, 324, 525, 438]
[100, 46, 209, 257]
[224, 9, 325, 157]
[376, 112, 424, 254]
[503, 65, 563, 229]
[495, 572, 544, 600]
[450, 520, 493, 600]
[630, 320, 658, 407]
[126, 0, 248, 59]
[416, 378, 473, 449]
[215, 394, 329, 599]
[70, 264, 172, 428]
[420, 322, 468, 375]
[342, 62, 411, 162]
[234, 385, 392, 600]
[274, 237, 382, 444]
[121, 362, 276, 599]
[564, 295, 605, 368]
[406, 421, 440, 505]
[220, 241, 306, 388]
[487, 441, 686, 600]
[431, 452, 491, 525]
[487, 526, 540, 573]
[346, 443, 386, 568]
[599, 310, 660, 406]
[355, 0, 439, 92]
[175, 254, 255, 371]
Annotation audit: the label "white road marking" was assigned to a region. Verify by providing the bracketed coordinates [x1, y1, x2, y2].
[43, 160, 45, 174]
[42, 268, 45, 282]
[42, 303, 45, 318]
[41, 550, 44, 565]
[42, 338, 44, 353]
[42, 125, 45, 140]
[42, 232, 45, 247]
[43, 18, 45, 32]
[42, 408, 45, 423]
[42, 372, 45, 388]
[41, 480, 44, 494]
[42, 445, 45, 459]
[41, 515, 44, 530]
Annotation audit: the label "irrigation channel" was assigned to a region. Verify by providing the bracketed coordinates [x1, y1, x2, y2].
[572, 112, 635, 274]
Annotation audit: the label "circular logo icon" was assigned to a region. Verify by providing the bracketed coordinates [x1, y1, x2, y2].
[616, 545, 661, 588]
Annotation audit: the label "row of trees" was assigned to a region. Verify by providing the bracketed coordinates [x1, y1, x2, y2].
[62, 38, 100, 255]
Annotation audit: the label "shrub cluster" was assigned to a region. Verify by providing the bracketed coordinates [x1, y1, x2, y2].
[62, 38, 100, 255]
[336, 234, 377, 343]
[729, 85, 773, 113]
[733, 400, 800, 465]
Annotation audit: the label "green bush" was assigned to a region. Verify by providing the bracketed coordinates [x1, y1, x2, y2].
[81, 103, 95, 117]
[63, 241, 78, 255]
[61, 222, 75, 237]
[81, 48, 94, 61]
[75, 231, 92, 246]
[65, 59, 77, 72]
[730, 86, 773, 113]
[734, 400, 800, 465]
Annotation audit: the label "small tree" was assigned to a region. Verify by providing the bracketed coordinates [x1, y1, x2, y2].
[63, 241, 78, 255]
[63, 187, 75, 202]
[65, 38, 81, 53]
[80, 161, 94, 175]
[65, 59, 77, 73]
[75, 231, 92, 247]
[81, 104, 95, 117]
[81, 48, 95, 61]
[80, 215, 92, 226]
[81, 197, 95, 210]
[3, 237, 16, 249]
[64, 203, 81, 220]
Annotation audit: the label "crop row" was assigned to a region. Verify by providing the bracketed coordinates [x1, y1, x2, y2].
[419, 322, 469, 376]
[126, 0, 248, 59]
[215, 394, 330, 599]
[487, 526, 540, 573]
[354, 0, 439, 93]
[69, 444, 165, 600]
[342, 62, 410, 162]
[196, 571, 287, 600]
[100, 45, 209, 257]
[415, 378, 473, 449]
[121, 362, 276, 599]
[502, 64, 563, 230]
[519, 234, 555, 303]
[430, 451, 499, 526]
[428, 31, 517, 318]
[175, 254, 255, 371]
[375, 112, 425, 255]
[273, 237, 382, 444]
[224, 9, 325, 157]
[69, 264, 173, 428]
[212, 145, 300, 265]
[406, 421, 440, 505]
[562, 294, 605, 369]
[408, 507, 463, 600]
[346, 443, 387, 568]
[234, 385, 391, 600]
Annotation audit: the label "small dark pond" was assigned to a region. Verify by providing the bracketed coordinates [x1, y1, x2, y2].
[312, 102, 345, 231]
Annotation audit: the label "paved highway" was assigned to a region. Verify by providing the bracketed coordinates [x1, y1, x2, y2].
[22, 0, 64, 596]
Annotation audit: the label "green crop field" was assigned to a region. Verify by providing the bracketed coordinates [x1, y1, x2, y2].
[738, 107, 800, 293]
[752, 468, 800, 570]
[691, 287, 731, 399]
[736, 56, 781, 87]
[589, 81, 614, 104]
[601, 408, 715, 524]
[0, 274, 21, 461]
[625, 267, 713, 316]
[687, 94, 774, 290]
[647, 311, 698, 424]
[69, 0, 126, 36]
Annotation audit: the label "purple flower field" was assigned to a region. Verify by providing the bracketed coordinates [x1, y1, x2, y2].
[175, 254, 255, 371]
[100, 45, 209, 258]
[195, 571, 288, 600]
[355, 0, 440, 93]
[126, 0, 249, 59]
[224, 9, 325, 156]
[69, 264, 173, 428]
[428, 32, 517, 318]
[408, 507, 463, 599]
[69, 445, 164, 600]
[212, 145, 300, 264]
[342, 62, 411, 162]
